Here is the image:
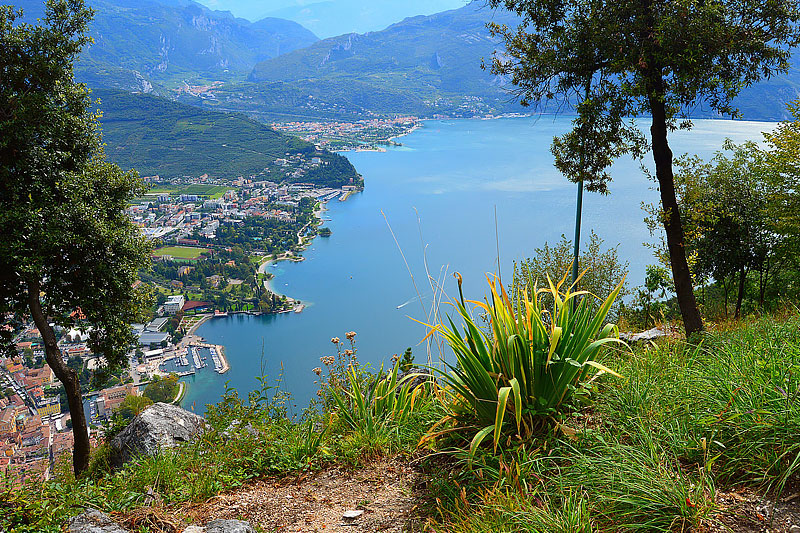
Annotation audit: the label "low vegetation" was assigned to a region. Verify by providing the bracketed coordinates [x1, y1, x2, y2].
[4, 275, 800, 532]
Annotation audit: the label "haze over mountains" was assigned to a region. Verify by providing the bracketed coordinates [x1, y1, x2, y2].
[16, 0, 318, 91]
[15, 0, 800, 122]
[195, 0, 466, 38]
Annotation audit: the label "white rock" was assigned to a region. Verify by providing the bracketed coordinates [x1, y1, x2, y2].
[182, 527, 206, 533]
[342, 510, 364, 520]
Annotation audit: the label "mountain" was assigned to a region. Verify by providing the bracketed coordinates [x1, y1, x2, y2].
[187, 2, 524, 120]
[193, 0, 466, 39]
[14, 0, 318, 91]
[261, 0, 468, 39]
[231, 0, 799, 121]
[95, 89, 359, 186]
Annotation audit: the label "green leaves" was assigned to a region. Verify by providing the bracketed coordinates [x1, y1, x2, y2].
[433, 272, 628, 457]
[328, 359, 425, 439]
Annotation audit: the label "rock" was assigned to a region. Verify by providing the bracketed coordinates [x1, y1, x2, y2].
[109, 403, 206, 469]
[342, 510, 364, 520]
[619, 326, 667, 344]
[221, 419, 259, 439]
[396, 368, 434, 390]
[789, 525, 800, 533]
[68, 509, 129, 533]
[182, 527, 205, 533]
[206, 519, 255, 533]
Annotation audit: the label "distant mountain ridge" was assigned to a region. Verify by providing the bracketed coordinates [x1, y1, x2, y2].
[14, 0, 318, 91]
[187, 2, 526, 120]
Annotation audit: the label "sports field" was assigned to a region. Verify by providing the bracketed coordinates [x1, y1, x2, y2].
[149, 184, 228, 199]
[153, 246, 206, 259]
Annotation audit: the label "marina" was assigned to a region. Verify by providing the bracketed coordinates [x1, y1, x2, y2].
[154, 339, 230, 382]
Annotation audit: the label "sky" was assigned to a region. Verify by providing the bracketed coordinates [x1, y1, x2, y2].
[194, 0, 469, 38]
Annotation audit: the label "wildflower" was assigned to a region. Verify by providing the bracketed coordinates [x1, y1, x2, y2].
[344, 349, 353, 356]
[391, 354, 399, 363]
[345, 331, 356, 340]
[312, 367, 322, 376]
[331, 337, 341, 344]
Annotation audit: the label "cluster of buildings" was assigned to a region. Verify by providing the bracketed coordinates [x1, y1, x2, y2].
[128, 176, 353, 247]
[0, 355, 72, 484]
[1, 327, 145, 484]
[271, 116, 419, 150]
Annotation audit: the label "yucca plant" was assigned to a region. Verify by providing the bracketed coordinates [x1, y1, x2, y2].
[329, 359, 425, 438]
[430, 271, 627, 456]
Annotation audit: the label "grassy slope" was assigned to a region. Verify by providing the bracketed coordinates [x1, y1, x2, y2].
[5, 314, 800, 532]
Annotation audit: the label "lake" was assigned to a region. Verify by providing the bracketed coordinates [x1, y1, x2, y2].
[181, 115, 776, 415]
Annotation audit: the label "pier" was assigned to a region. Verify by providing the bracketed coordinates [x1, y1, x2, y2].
[190, 342, 230, 374]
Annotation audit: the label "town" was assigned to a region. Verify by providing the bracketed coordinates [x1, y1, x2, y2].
[1, 162, 362, 485]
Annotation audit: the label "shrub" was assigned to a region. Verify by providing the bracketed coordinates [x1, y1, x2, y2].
[432, 272, 626, 457]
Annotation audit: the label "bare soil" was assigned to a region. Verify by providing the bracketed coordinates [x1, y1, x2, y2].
[178, 458, 426, 532]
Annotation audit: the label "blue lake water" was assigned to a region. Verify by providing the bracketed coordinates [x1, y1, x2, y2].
[181, 115, 776, 415]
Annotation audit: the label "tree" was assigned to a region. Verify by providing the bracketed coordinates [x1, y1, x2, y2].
[0, 0, 150, 475]
[143, 374, 179, 403]
[117, 394, 153, 419]
[512, 231, 630, 318]
[488, 0, 800, 336]
[664, 141, 781, 318]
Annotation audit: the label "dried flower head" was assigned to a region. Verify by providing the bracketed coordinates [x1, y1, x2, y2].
[391, 354, 399, 363]
[344, 349, 354, 356]
[345, 331, 357, 340]
[331, 337, 341, 344]
[312, 367, 322, 376]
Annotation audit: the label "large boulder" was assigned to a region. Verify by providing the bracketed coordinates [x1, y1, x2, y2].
[68, 509, 129, 533]
[109, 402, 206, 469]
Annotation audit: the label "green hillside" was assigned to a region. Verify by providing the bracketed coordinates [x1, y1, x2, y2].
[95, 89, 359, 186]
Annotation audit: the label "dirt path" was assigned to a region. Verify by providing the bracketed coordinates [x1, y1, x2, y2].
[180, 458, 425, 532]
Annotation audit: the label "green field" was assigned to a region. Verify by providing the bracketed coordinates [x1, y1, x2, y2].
[152, 246, 206, 259]
[148, 184, 228, 199]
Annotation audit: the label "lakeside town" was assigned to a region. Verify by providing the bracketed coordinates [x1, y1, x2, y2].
[271, 116, 420, 151]
[1, 158, 363, 484]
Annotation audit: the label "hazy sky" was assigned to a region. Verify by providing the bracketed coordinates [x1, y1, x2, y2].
[194, 0, 470, 37]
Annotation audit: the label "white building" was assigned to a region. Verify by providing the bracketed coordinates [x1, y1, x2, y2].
[164, 295, 185, 315]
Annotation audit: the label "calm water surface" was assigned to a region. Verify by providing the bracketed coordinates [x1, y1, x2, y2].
[182, 116, 776, 414]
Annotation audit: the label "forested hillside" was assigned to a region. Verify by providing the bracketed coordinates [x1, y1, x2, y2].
[96, 89, 359, 185]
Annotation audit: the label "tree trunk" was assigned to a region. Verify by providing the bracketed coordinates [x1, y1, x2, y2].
[27, 279, 91, 476]
[648, 92, 705, 337]
[734, 268, 746, 319]
[721, 276, 729, 318]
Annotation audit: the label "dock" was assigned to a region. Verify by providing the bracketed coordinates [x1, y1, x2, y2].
[190, 342, 230, 374]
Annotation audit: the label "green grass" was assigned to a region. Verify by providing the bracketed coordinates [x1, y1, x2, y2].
[5, 313, 800, 533]
[148, 184, 228, 199]
[152, 246, 206, 259]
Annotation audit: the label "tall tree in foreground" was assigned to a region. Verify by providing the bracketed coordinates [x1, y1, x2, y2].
[0, 0, 150, 475]
[488, 0, 800, 336]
